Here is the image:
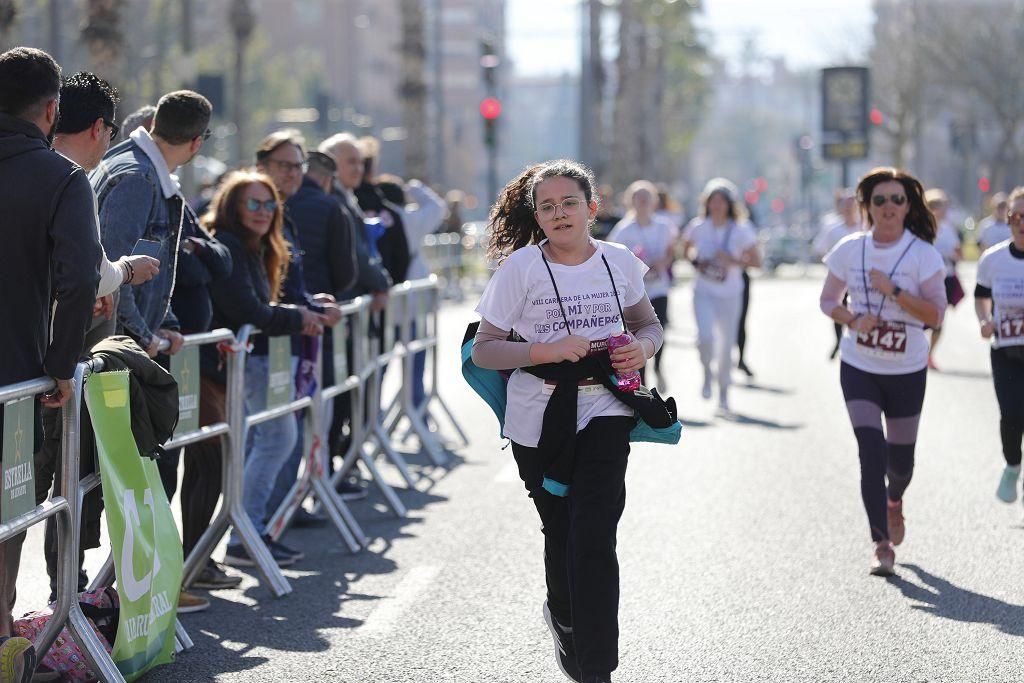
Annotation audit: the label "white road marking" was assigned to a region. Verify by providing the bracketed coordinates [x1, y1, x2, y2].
[361, 565, 443, 634]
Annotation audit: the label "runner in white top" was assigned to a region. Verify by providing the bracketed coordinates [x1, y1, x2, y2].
[975, 186, 1024, 504]
[608, 179, 678, 386]
[925, 189, 962, 369]
[471, 159, 664, 683]
[819, 167, 947, 577]
[976, 192, 1011, 252]
[813, 188, 866, 360]
[681, 178, 761, 413]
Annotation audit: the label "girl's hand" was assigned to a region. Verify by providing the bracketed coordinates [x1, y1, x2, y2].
[868, 269, 894, 296]
[534, 335, 591, 363]
[850, 313, 879, 334]
[610, 340, 647, 373]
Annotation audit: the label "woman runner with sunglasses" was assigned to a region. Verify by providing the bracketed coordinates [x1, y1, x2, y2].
[472, 160, 664, 683]
[976, 186, 1024, 504]
[819, 167, 947, 576]
[680, 178, 761, 414]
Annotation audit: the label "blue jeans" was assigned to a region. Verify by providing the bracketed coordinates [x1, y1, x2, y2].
[410, 322, 427, 408]
[266, 399, 333, 516]
[229, 354, 298, 545]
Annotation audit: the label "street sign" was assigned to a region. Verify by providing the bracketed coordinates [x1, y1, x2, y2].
[821, 67, 870, 165]
[822, 140, 868, 161]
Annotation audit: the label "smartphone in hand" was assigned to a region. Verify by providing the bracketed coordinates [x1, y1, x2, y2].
[131, 238, 162, 259]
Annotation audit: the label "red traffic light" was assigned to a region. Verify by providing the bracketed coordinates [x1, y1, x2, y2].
[480, 97, 502, 121]
[978, 176, 991, 193]
[869, 107, 884, 126]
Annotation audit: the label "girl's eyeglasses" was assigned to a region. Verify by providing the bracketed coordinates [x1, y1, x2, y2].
[245, 198, 278, 213]
[536, 197, 583, 221]
[1008, 211, 1024, 224]
[871, 194, 907, 207]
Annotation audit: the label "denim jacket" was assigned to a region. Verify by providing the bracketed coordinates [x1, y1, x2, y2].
[91, 130, 185, 348]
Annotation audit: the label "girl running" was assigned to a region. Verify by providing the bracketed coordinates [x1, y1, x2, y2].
[976, 186, 1024, 504]
[607, 179, 678, 387]
[819, 167, 947, 576]
[472, 160, 664, 683]
[681, 179, 760, 413]
[925, 189, 963, 369]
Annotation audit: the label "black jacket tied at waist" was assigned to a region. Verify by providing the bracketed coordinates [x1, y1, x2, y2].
[522, 353, 676, 497]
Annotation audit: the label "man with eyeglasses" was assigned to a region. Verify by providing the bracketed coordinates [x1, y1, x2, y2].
[91, 89, 212, 360]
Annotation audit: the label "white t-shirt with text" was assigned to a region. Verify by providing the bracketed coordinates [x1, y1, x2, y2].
[977, 241, 1024, 349]
[977, 217, 1012, 253]
[825, 230, 945, 374]
[681, 218, 758, 297]
[475, 239, 648, 447]
[607, 215, 679, 299]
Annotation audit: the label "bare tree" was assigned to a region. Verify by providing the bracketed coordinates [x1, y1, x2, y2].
[230, 0, 255, 165]
[0, 0, 16, 51]
[399, 0, 429, 180]
[870, 0, 927, 169]
[579, 0, 606, 177]
[82, 0, 124, 78]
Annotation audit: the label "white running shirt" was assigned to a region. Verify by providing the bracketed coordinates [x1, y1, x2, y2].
[977, 240, 1024, 349]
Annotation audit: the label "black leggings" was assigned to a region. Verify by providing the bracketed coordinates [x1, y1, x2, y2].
[991, 347, 1024, 467]
[650, 295, 669, 375]
[840, 362, 927, 542]
[511, 415, 633, 676]
[737, 270, 750, 363]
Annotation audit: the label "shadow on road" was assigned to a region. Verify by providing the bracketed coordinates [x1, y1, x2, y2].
[734, 381, 795, 396]
[930, 368, 991, 381]
[148, 463, 453, 681]
[718, 412, 804, 430]
[887, 563, 1024, 637]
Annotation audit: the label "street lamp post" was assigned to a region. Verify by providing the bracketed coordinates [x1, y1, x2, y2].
[229, 0, 255, 166]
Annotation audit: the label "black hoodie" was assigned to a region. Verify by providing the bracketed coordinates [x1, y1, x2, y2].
[0, 112, 101, 384]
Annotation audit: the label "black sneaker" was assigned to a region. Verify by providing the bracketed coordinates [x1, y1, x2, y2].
[265, 535, 304, 561]
[223, 541, 295, 568]
[336, 477, 369, 501]
[582, 675, 612, 683]
[292, 508, 328, 528]
[192, 561, 243, 589]
[543, 600, 581, 682]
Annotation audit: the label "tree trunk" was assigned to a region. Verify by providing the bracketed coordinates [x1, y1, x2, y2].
[579, 0, 604, 177]
[82, 0, 124, 79]
[400, 0, 429, 181]
[0, 0, 16, 51]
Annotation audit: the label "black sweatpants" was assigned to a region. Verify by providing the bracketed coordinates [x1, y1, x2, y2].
[840, 362, 927, 542]
[991, 347, 1024, 467]
[737, 270, 750, 365]
[511, 415, 633, 676]
[650, 296, 669, 376]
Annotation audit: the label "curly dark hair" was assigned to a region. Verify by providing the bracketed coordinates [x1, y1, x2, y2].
[55, 72, 119, 135]
[486, 158, 597, 261]
[856, 167, 936, 243]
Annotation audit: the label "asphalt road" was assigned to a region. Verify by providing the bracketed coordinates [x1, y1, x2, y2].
[15, 263, 1024, 682]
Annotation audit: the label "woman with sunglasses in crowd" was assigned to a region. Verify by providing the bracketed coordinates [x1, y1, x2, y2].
[818, 167, 946, 576]
[680, 178, 761, 414]
[471, 160, 664, 683]
[976, 186, 1024, 505]
[202, 171, 326, 568]
[607, 179, 678, 387]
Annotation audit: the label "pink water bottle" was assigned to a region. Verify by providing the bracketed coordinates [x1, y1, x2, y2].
[607, 332, 642, 391]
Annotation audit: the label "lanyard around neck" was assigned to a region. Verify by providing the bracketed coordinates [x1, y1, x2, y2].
[539, 245, 626, 337]
[860, 234, 915, 318]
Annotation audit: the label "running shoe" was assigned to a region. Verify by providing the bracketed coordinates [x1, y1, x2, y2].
[337, 476, 370, 501]
[869, 541, 895, 577]
[737, 360, 755, 379]
[177, 590, 210, 614]
[0, 636, 35, 683]
[996, 465, 1020, 503]
[543, 600, 581, 682]
[887, 500, 905, 546]
[292, 508, 328, 528]
[192, 561, 243, 590]
[701, 376, 712, 400]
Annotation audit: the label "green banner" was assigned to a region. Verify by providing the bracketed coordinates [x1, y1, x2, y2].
[169, 345, 199, 436]
[86, 372, 181, 681]
[267, 336, 292, 409]
[1, 396, 35, 522]
[333, 322, 348, 386]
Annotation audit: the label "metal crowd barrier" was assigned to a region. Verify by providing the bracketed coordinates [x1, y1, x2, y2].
[0, 277, 465, 680]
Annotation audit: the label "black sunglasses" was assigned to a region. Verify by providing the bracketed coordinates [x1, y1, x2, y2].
[195, 128, 212, 143]
[871, 194, 907, 207]
[102, 118, 119, 141]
